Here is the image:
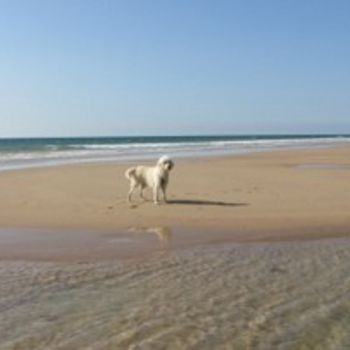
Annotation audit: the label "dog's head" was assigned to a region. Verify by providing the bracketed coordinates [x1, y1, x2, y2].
[157, 155, 174, 171]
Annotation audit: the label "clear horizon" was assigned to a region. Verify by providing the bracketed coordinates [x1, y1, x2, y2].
[1, 1, 349, 137]
[1, 133, 350, 141]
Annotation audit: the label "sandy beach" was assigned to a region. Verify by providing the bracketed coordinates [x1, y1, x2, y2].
[0, 145, 349, 241]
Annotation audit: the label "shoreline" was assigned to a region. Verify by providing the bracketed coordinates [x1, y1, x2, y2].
[0, 145, 349, 257]
[1, 141, 349, 174]
[1, 137, 350, 173]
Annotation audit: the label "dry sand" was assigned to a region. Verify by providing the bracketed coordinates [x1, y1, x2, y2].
[0, 146, 349, 244]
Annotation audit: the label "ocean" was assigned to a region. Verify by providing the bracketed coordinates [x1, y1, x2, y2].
[0, 134, 349, 171]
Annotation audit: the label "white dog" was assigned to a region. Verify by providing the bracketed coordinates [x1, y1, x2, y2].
[125, 155, 174, 205]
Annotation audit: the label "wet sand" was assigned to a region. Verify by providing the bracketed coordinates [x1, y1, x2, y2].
[1, 225, 350, 263]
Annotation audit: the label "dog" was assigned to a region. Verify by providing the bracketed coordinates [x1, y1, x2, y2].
[125, 155, 174, 205]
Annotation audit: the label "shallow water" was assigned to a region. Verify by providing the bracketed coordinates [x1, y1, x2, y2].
[1, 237, 350, 349]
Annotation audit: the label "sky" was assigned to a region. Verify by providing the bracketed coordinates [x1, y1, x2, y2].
[0, 0, 349, 137]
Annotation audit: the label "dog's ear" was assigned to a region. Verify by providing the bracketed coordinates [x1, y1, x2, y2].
[167, 160, 174, 170]
[161, 160, 174, 171]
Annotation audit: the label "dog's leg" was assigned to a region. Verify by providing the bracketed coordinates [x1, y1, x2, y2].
[153, 184, 160, 205]
[127, 182, 137, 203]
[161, 188, 167, 203]
[140, 187, 147, 201]
[160, 178, 168, 203]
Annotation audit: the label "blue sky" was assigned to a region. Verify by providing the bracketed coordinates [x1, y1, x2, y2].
[1, 0, 349, 137]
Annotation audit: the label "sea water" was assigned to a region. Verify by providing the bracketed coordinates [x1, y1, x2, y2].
[1, 134, 349, 171]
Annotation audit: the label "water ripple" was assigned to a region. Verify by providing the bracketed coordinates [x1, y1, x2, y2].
[1, 239, 350, 349]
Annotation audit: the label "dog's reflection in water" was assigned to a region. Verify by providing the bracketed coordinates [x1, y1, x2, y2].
[128, 226, 172, 250]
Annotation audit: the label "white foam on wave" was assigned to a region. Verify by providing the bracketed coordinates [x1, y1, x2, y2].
[0, 137, 349, 171]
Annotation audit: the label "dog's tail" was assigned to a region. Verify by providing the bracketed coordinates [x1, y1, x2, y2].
[125, 167, 136, 180]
